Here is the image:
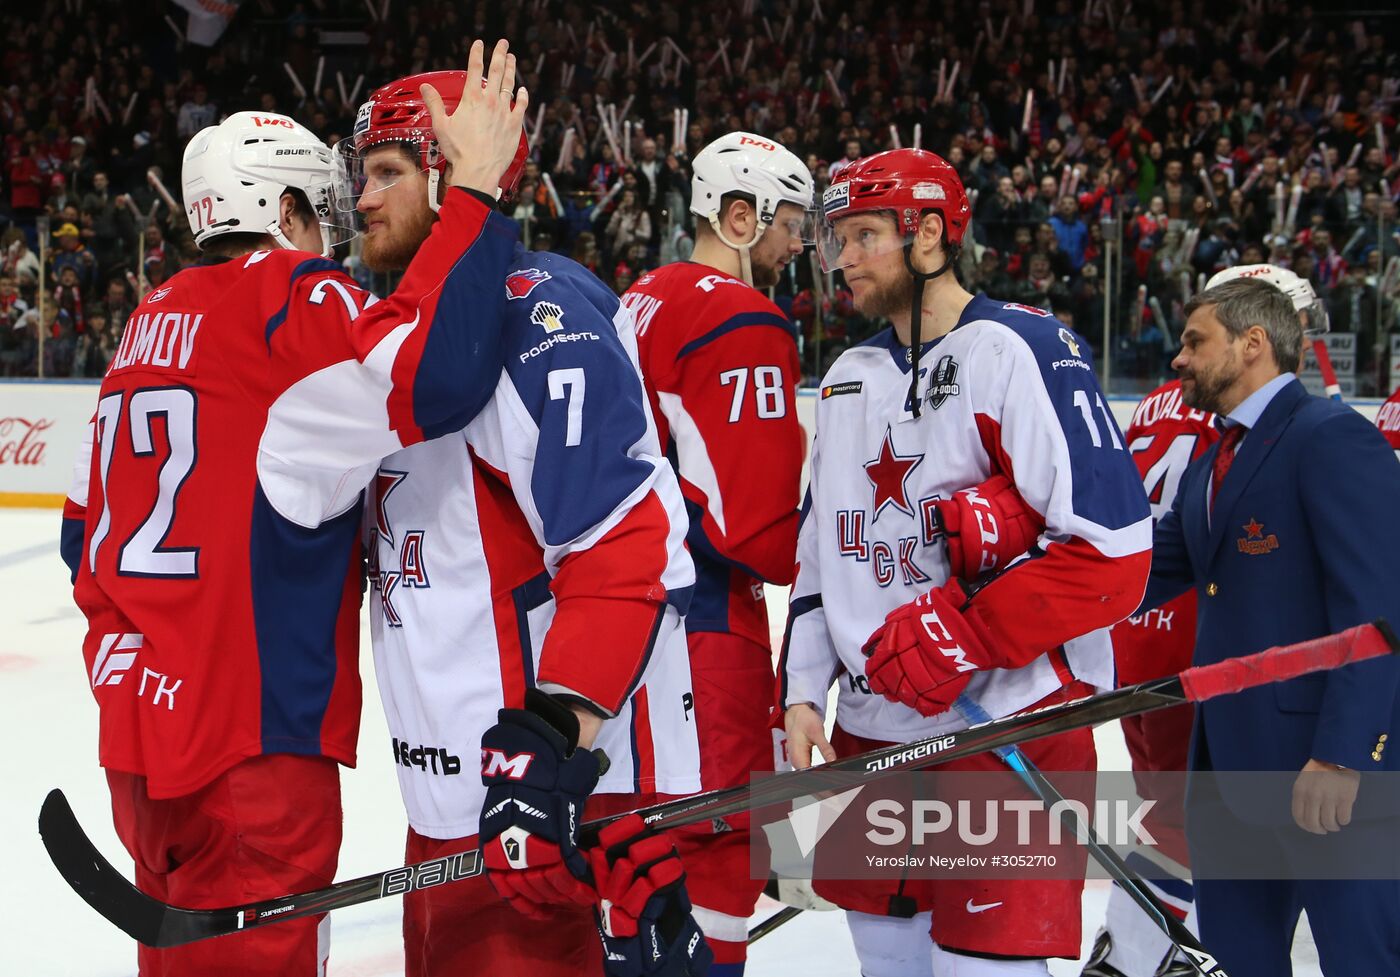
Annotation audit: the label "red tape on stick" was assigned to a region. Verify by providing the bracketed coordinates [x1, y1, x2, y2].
[1180, 621, 1399, 702]
[1311, 337, 1343, 401]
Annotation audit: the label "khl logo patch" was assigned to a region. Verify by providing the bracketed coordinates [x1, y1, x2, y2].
[926, 354, 960, 409]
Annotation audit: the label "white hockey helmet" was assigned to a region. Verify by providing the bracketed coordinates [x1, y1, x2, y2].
[181, 112, 354, 257]
[1205, 263, 1329, 336]
[689, 131, 815, 284]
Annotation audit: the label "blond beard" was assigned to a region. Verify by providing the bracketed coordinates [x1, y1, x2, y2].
[362, 205, 436, 272]
[855, 271, 916, 321]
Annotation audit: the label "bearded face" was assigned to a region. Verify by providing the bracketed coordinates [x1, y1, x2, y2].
[357, 145, 436, 272]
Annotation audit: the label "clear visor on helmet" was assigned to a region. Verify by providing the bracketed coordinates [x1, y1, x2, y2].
[333, 137, 433, 217]
[1298, 296, 1330, 337]
[768, 207, 819, 246]
[301, 177, 358, 249]
[313, 204, 361, 251]
[816, 210, 911, 273]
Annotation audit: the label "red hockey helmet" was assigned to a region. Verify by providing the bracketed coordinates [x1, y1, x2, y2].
[816, 149, 970, 272]
[338, 70, 529, 213]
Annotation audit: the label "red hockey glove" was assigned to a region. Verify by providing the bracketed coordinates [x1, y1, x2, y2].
[587, 815, 714, 977]
[933, 474, 1044, 582]
[479, 689, 603, 919]
[862, 579, 1001, 716]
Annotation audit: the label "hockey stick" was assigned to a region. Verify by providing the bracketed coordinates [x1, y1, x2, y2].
[1310, 338, 1344, 401]
[40, 621, 1398, 949]
[747, 905, 802, 944]
[953, 694, 1226, 976]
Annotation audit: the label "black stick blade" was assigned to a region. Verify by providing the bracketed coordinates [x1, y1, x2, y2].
[39, 788, 173, 947]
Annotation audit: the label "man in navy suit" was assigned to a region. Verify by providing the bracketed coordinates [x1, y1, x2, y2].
[1141, 276, 1400, 976]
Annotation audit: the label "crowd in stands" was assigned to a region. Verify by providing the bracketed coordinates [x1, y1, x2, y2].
[3, 0, 1399, 393]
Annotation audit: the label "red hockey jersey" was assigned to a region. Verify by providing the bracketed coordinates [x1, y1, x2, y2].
[1377, 386, 1400, 454]
[63, 189, 517, 798]
[1112, 379, 1219, 685]
[624, 262, 806, 648]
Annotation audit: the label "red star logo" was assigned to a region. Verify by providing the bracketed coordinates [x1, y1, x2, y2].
[864, 427, 924, 520]
[375, 469, 408, 546]
[1243, 518, 1264, 539]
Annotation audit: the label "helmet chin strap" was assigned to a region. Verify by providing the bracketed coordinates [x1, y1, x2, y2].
[709, 215, 767, 286]
[267, 219, 333, 259]
[427, 168, 443, 214]
[902, 241, 955, 419]
[426, 167, 502, 215]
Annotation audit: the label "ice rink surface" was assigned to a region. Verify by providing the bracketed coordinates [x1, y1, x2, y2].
[0, 508, 1321, 976]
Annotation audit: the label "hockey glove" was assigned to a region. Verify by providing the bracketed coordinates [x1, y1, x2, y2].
[480, 688, 603, 918]
[862, 579, 1000, 717]
[932, 474, 1044, 582]
[588, 815, 714, 977]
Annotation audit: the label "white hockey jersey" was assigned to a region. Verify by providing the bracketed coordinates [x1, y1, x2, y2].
[368, 251, 701, 839]
[780, 294, 1153, 744]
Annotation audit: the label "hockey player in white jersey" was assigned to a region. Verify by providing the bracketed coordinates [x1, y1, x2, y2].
[343, 71, 707, 977]
[780, 149, 1153, 976]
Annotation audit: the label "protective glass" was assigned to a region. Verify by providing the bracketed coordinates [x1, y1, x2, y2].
[315, 209, 361, 250]
[816, 212, 910, 273]
[1297, 296, 1330, 337]
[332, 139, 432, 216]
[773, 207, 819, 246]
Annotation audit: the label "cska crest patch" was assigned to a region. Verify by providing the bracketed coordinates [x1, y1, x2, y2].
[1236, 518, 1280, 555]
[926, 354, 960, 409]
[505, 268, 552, 300]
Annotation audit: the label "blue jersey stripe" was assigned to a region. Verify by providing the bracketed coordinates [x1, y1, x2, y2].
[250, 484, 360, 755]
[675, 311, 794, 360]
[777, 593, 824, 708]
[415, 216, 518, 440]
[262, 257, 342, 348]
[501, 253, 654, 547]
[975, 294, 1149, 532]
[61, 514, 84, 583]
[511, 571, 552, 690]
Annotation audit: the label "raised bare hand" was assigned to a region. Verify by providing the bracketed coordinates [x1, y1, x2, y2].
[421, 39, 529, 198]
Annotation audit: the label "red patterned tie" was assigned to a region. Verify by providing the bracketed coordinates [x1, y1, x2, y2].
[1210, 424, 1245, 511]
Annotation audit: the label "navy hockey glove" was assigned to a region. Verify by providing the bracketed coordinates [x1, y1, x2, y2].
[588, 815, 713, 977]
[932, 474, 1043, 582]
[480, 688, 603, 918]
[863, 579, 1000, 716]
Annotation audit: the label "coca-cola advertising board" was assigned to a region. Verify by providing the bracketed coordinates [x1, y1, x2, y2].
[0, 381, 99, 506]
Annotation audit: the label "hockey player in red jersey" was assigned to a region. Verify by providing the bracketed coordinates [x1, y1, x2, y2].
[781, 149, 1152, 976]
[623, 130, 813, 974]
[1081, 379, 1217, 977]
[58, 40, 529, 977]
[1380, 385, 1400, 453]
[342, 71, 709, 977]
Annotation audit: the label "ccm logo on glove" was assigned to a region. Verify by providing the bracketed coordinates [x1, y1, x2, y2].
[918, 599, 980, 673]
[933, 474, 1044, 582]
[481, 748, 535, 780]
